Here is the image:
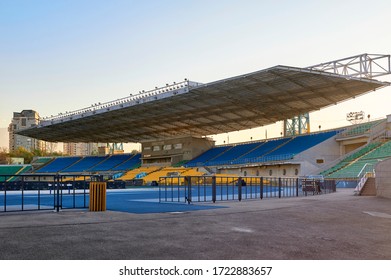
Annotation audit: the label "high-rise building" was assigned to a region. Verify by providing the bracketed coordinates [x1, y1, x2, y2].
[63, 142, 102, 156]
[8, 110, 42, 152]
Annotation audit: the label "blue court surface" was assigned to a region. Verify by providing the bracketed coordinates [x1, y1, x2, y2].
[0, 188, 227, 214]
[105, 188, 227, 213]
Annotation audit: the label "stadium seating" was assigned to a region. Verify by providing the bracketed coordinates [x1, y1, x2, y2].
[338, 120, 383, 137]
[205, 142, 261, 165]
[32, 157, 53, 164]
[325, 159, 379, 179]
[326, 140, 391, 179]
[0, 165, 24, 182]
[120, 166, 160, 181]
[321, 142, 381, 176]
[186, 146, 233, 167]
[185, 131, 338, 167]
[232, 138, 291, 164]
[180, 168, 205, 177]
[121, 167, 217, 185]
[17, 165, 32, 174]
[361, 140, 391, 160]
[142, 167, 188, 184]
[62, 156, 108, 172]
[131, 167, 206, 185]
[88, 154, 134, 171]
[7, 165, 33, 182]
[35, 157, 82, 173]
[31, 153, 141, 174]
[265, 131, 338, 158]
[111, 154, 141, 171]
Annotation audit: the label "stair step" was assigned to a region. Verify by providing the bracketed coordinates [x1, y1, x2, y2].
[360, 178, 376, 196]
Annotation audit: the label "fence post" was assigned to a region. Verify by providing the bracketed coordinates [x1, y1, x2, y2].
[296, 177, 299, 197]
[278, 177, 282, 198]
[4, 178, 7, 212]
[21, 175, 24, 211]
[238, 177, 242, 201]
[158, 179, 161, 202]
[212, 176, 216, 203]
[186, 176, 192, 204]
[55, 174, 60, 212]
[260, 177, 264, 200]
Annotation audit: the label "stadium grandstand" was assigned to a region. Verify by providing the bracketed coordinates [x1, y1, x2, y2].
[0, 165, 31, 182]
[8, 117, 391, 190]
[4, 53, 391, 194]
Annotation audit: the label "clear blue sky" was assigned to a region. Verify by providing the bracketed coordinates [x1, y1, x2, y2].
[1, 0, 391, 149]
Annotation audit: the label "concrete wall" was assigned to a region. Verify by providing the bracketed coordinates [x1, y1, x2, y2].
[218, 164, 300, 178]
[375, 158, 391, 198]
[294, 135, 340, 175]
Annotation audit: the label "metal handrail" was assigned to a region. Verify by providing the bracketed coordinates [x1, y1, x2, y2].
[354, 163, 375, 194]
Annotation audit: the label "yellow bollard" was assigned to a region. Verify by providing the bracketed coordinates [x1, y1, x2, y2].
[89, 182, 107, 211]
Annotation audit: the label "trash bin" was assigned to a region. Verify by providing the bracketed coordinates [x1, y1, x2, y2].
[89, 182, 107, 211]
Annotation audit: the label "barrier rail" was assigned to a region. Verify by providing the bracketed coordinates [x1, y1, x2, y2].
[159, 176, 336, 203]
[0, 174, 102, 213]
[187, 153, 296, 167]
[354, 163, 375, 194]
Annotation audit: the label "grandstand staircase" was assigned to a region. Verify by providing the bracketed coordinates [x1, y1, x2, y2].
[7, 165, 32, 182]
[259, 137, 294, 159]
[31, 157, 54, 172]
[87, 156, 110, 171]
[202, 166, 215, 174]
[65, 157, 87, 171]
[111, 153, 138, 169]
[205, 146, 235, 164]
[235, 141, 266, 161]
[359, 177, 376, 196]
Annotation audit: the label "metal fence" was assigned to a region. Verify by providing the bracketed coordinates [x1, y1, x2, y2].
[0, 174, 103, 213]
[159, 176, 336, 203]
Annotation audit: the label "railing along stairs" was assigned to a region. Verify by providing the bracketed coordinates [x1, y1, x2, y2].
[354, 163, 375, 195]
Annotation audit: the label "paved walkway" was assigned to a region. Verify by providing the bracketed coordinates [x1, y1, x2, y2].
[0, 189, 390, 259]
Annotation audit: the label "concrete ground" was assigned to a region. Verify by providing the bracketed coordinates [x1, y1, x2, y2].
[0, 189, 390, 260]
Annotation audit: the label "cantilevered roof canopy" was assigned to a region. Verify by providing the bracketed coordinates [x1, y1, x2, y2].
[18, 63, 390, 143]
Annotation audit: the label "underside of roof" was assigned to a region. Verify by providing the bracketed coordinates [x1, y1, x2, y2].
[17, 65, 389, 143]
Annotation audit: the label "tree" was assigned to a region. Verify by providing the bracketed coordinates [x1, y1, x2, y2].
[6, 146, 66, 164]
[0, 147, 8, 164]
[9, 147, 34, 164]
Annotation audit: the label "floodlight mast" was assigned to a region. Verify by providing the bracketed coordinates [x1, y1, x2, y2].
[346, 111, 365, 125]
[283, 113, 310, 137]
[307, 53, 391, 79]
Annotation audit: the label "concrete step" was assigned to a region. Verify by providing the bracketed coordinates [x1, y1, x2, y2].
[360, 177, 376, 196]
